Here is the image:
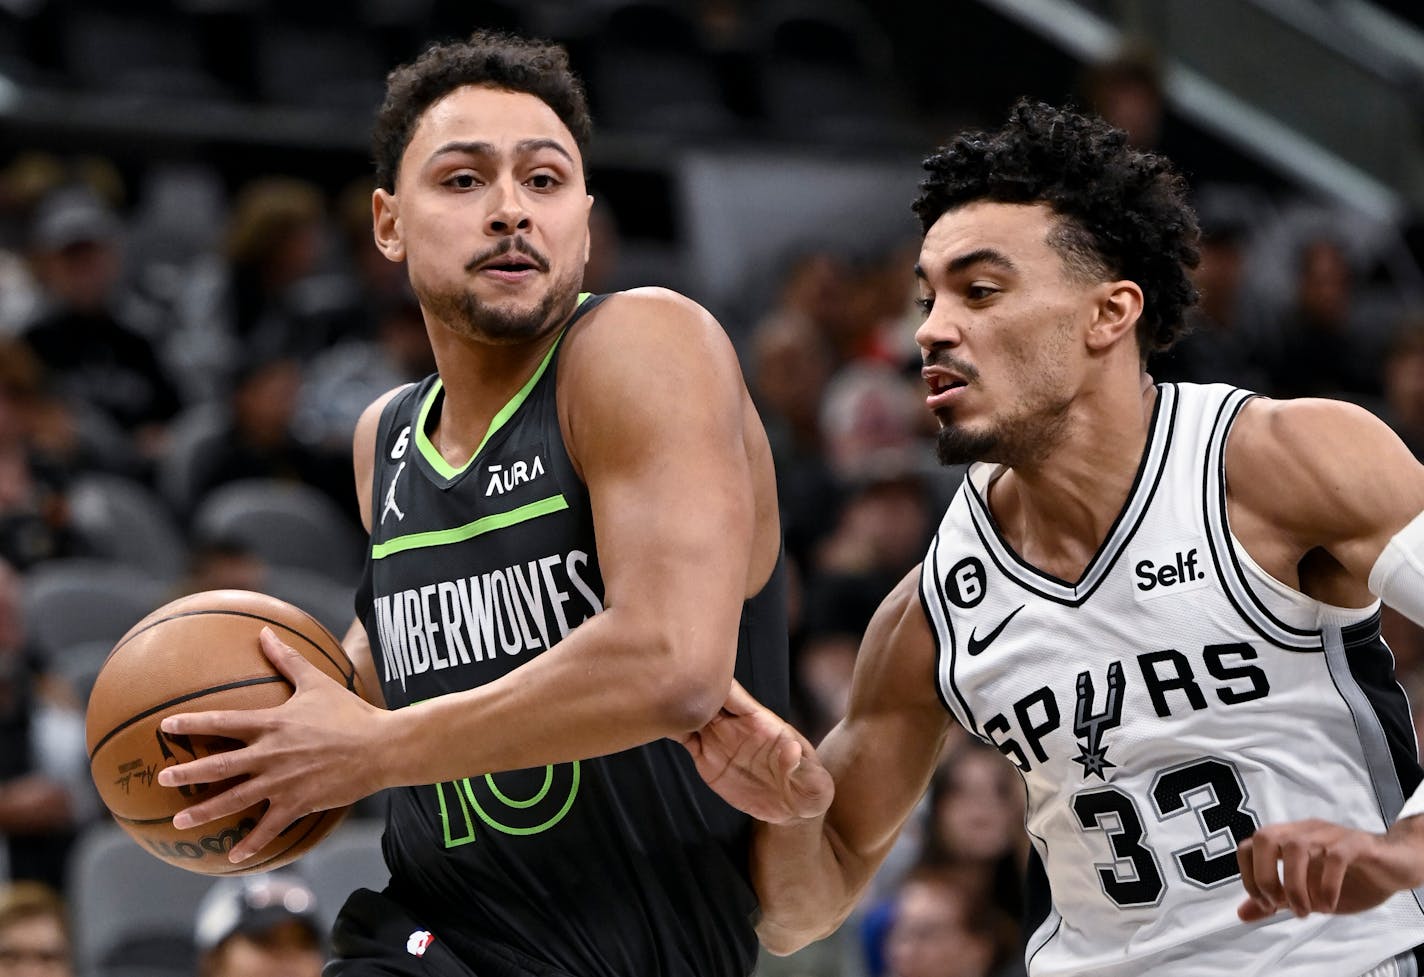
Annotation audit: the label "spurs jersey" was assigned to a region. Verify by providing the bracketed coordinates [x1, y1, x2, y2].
[920, 383, 1424, 977]
[353, 293, 789, 977]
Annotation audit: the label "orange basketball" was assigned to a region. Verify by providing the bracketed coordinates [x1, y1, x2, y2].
[85, 589, 364, 875]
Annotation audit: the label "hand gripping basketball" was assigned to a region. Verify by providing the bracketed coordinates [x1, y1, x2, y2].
[87, 590, 375, 873]
[157, 626, 391, 865]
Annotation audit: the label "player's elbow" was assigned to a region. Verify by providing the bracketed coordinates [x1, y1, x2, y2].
[638, 633, 731, 732]
[650, 659, 726, 733]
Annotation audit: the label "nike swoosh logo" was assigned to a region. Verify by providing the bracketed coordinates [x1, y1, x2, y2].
[967, 605, 1025, 656]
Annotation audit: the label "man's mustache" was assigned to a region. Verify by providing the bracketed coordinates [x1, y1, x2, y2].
[923, 347, 980, 382]
[465, 237, 551, 273]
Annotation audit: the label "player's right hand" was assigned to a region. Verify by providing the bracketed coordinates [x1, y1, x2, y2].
[677, 681, 833, 825]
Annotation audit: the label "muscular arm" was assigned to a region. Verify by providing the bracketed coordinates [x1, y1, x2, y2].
[755, 568, 952, 953]
[1226, 397, 1424, 600]
[1226, 397, 1424, 917]
[159, 292, 763, 856]
[382, 289, 754, 782]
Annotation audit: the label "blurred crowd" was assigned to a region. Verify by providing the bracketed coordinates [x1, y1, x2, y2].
[2, 7, 1424, 975]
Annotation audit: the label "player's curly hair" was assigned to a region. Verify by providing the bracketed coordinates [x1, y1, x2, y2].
[913, 100, 1200, 356]
[373, 31, 592, 192]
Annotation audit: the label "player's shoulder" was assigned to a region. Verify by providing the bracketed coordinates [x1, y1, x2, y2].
[354, 383, 418, 446]
[563, 288, 740, 388]
[1228, 395, 1395, 478]
[1227, 394, 1419, 534]
[572, 288, 729, 353]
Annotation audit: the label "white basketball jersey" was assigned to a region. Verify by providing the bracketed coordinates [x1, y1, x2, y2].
[920, 383, 1424, 977]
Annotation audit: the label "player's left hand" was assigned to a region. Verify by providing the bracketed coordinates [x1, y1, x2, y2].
[677, 680, 833, 825]
[156, 627, 390, 863]
[1236, 816, 1424, 921]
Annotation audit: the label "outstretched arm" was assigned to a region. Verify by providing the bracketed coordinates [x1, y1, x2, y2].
[685, 567, 953, 952]
[1227, 397, 1424, 919]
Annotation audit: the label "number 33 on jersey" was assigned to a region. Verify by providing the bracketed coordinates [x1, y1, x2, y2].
[922, 383, 1424, 977]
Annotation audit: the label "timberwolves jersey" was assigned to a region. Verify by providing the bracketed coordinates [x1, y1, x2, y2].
[354, 294, 789, 977]
[920, 383, 1424, 977]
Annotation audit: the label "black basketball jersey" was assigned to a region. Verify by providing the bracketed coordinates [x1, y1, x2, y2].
[354, 293, 789, 977]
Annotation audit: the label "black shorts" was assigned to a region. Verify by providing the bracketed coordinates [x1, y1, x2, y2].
[324, 888, 575, 977]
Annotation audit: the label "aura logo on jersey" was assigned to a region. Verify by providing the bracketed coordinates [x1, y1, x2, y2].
[484, 453, 545, 497]
[371, 548, 603, 692]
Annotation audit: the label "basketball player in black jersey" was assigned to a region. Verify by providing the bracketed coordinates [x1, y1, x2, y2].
[682, 103, 1424, 977]
[155, 32, 788, 976]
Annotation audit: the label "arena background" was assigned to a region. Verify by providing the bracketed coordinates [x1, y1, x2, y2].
[1, 2, 1423, 976]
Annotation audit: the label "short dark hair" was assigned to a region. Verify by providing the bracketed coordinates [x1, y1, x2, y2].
[913, 100, 1200, 356]
[372, 31, 593, 192]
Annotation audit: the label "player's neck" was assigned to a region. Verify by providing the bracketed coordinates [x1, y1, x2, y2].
[990, 375, 1157, 582]
[424, 324, 565, 470]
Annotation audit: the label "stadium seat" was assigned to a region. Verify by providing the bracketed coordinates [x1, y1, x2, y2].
[263, 565, 357, 637]
[191, 479, 365, 585]
[20, 560, 169, 666]
[67, 473, 189, 583]
[66, 822, 211, 977]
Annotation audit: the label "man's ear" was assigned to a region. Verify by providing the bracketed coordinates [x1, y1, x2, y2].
[1086, 280, 1145, 352]
[372, 188, 405, 262]
[583, 194, 594, 265]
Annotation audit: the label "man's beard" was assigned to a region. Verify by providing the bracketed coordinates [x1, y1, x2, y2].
[419, 239, 583, 345]
[935, 396, 1071, 469]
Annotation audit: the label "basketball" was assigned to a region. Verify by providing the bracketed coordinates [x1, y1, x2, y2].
[85, 589, 365, 875]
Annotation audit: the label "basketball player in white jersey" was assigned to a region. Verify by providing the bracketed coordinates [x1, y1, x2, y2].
[682, 101, 1424, 977]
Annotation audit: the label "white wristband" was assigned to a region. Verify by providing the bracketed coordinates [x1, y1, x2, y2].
[1401, 781, 1424, 822]
[1368, 509, 1424, 629]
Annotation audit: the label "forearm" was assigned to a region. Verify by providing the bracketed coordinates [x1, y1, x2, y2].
[374, 606, 729, 788]
[753, 816, 866, 955]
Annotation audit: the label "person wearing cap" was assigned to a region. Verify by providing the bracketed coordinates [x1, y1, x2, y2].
[19, 186, 182, 460]
[193, 872, 323, 977]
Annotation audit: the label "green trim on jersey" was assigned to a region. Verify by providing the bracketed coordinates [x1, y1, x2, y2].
[415, 292, 593, 478]
[371, 494, 570, 559]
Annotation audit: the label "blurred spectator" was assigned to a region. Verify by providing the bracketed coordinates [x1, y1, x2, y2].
[0, 356, 87, 571]
[881, 863, 1021, 977]
[819, 362, 925, 487]
[218, 177, 329, 363]
[0, 881, 73, 977]
[175, 536, 268, 599]
[0, 558, 93, 890]
[194, 872, 323, 977]
[184, 355, 357, 526]
[1080, 46, 1164, 153]
[1149, 211, 1270, 391]
[922, 741, 1026, 925]
[1077, 45, 1221, 189]
[1264, 235, 1382, 401]
[1380, 320, 1424, 458]
[792, 468, 933, 742]
[749, 306, 841, 570]
[840, 240, 922, 370]
[756, 248, 856, 365]
[18, 187, 182, 459]
[293, 287, 434, 453]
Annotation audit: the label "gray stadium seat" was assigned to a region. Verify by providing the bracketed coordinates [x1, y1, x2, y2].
[20, 560, 170, 666]
[191, 479, 364, 584]
[66, 822, 211, 977]
[263, 565, 357, 637]
[67, 474, 189, 583]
